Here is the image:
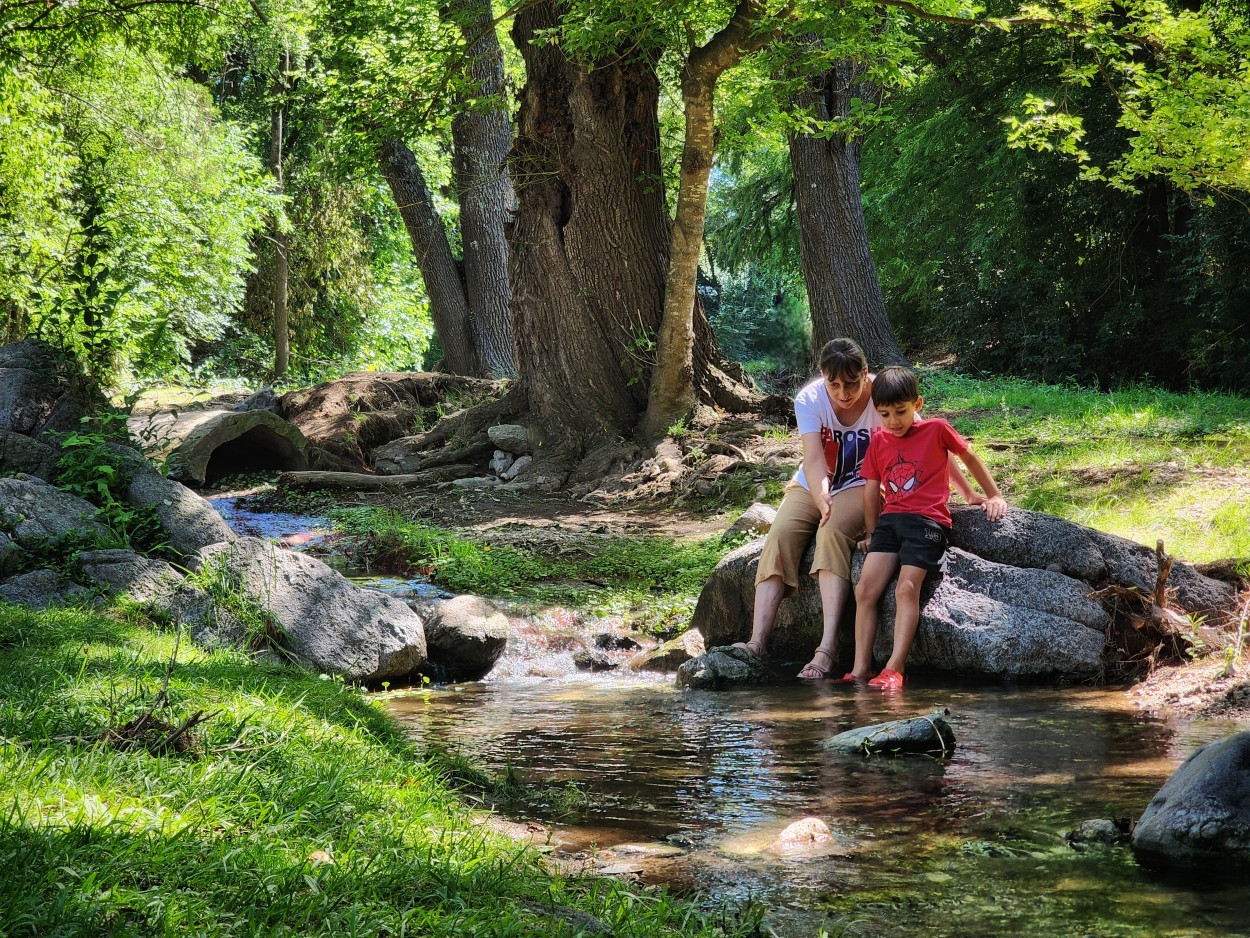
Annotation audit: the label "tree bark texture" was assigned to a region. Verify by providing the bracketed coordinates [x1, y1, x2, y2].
[508, 2, 670, 455]
[379, 137, 484, 377]
[641, 0, 769, 440]
[789, 61, 906, 366]
[268, 50, 291, 378]
[448, 0, 517, 377]
[507, 2, 762, 475]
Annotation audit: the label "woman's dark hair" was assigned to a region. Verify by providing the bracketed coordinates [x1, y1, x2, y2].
[817, 338, 867, 382]
[871, 365, 920, 406]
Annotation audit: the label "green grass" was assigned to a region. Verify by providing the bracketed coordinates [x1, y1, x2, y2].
[921, 371, 1250, 564]
[326, 507, 736, 633]
[0, 603, 751, 937]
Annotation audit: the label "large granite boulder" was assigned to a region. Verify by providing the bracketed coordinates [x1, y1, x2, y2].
[414, 594, 509, 681]
[72, 547, 243, 648]
[131, 408, 310, 486]
[1132, 731, 1250, 870]
[0, 430, 58, 480]
[0, 475, 110, 545]
[107, 445, 235, 556]
[692, 506, 1233, 681]
[949, 505, 1236, 616]
[0, 569, 94, 609]
[0, 339, 98, 439]
[198, 537, 427, 684]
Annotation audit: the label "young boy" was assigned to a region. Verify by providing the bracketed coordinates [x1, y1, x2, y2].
[847, 366, 1007, 690]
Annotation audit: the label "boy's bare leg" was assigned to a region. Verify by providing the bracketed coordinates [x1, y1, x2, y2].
[851, 552, 899, 678]
[882, 565, 929, 676]
[798, 571, 849, 678]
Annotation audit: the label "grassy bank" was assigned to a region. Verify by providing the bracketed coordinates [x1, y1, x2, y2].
[0, 603, 750, 937]
[325, 507, 731, 633]
[923, 372, 1250, 565]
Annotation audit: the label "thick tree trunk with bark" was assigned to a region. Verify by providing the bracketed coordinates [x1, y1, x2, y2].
[448, 0, 516, 378]
[379, 137, 484, 377]
[789, 61, 906, 366]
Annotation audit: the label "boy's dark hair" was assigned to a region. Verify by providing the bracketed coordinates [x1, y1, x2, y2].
[817, 338, 867, 382]
[871, 365, 920, 406]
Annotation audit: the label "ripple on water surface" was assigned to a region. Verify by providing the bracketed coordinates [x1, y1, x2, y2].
[387, 675, 1250, 937]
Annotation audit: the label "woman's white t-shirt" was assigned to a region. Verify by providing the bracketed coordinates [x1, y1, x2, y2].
[791, 374, 883, 494]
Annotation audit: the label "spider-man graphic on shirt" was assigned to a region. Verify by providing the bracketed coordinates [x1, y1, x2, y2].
[860, 418, 969, 526]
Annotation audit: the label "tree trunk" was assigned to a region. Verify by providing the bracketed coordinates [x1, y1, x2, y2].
[269, 46, 291, 378]
[447, 0, 517, 378]
[379, 137, 484, 376]
[789, 61, 906, 366]
[641, 0, 768, 440]
[502, 1, 760, 479]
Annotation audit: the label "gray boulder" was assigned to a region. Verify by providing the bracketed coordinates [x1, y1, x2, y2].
[676, 644, 769, 690]
[626, 630, 705, 673]
[824, 711, 956, 756]
[0, 430, 58, 480]
[0, 569, 93, 609]
[1132, 731, 1250, 870]
[107, 445, 235, 556]
[863, 548, 1108, 679]
[416, 594, 508, 681]
[487, 424, 534, 455]
[199, 537, 427, 684]
[0, 475, 110, 545]
[73, 547, 237, 646]
[0, 339, 96, 439]
[950, 505, 1235, 617]
[724, 502, 777, 541]
[74, 548, 185, 604]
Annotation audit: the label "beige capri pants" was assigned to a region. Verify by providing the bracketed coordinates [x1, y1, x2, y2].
[754, 481, 866, 594]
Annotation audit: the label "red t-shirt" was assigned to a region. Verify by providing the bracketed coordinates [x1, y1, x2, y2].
[860, 418, 969, 526]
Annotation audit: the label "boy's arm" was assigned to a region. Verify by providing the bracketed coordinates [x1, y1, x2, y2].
[955, 447, 1007, 521]
[858, 478, 881, 550]
[947, 453, 976, 502]
[800, 431, 833, 524]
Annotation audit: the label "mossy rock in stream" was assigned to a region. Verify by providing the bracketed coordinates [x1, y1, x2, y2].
[824, 710, 956, 756]
[675, 644, 768, 690]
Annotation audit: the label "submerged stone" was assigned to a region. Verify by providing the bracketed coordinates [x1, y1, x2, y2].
[675, 644, 768, 690]
[824, 710, 956, 756]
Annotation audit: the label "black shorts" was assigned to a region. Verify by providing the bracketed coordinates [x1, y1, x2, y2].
[868, 513, 950, 572]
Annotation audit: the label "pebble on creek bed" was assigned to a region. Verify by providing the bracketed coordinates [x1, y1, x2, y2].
[823, 709, 956, 756]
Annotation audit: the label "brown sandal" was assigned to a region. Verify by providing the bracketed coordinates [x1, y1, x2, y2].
[731, 640, 766, 659]
[798, 646, 837, 680]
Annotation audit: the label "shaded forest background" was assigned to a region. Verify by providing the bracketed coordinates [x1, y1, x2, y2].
[2, 0, 1247, 416]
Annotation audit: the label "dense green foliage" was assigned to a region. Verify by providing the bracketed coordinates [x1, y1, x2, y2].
[861, 26, 1250, 391]
[0, 603, 752, 936]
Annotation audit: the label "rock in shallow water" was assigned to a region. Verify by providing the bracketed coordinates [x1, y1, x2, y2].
[824, 710, 956, 756]
[1132, 730, 1250, 870]
[675, 644, 768, 690]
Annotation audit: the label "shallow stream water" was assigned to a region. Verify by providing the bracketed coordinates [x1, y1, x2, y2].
[214, 497, 1250, 937]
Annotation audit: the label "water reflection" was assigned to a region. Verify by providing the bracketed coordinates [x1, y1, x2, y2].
[387, 676, 1250, 937]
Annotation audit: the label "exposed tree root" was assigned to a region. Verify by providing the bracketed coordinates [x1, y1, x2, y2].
[278, 465, 480, 491]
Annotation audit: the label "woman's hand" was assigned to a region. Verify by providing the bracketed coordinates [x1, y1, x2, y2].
[856, 534, 872, 552]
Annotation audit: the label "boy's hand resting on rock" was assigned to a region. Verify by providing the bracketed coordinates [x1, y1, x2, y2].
[968, 493, 1007, 521]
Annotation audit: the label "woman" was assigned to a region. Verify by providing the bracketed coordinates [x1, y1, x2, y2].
[733, 337, 880, 679]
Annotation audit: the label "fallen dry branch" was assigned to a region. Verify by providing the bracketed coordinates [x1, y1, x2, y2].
[278, 466, 478, 492]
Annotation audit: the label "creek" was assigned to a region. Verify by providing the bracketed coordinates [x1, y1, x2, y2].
[212, 497, 1250, 937]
